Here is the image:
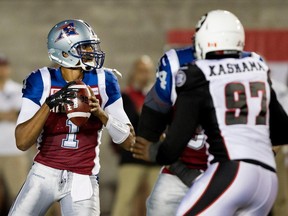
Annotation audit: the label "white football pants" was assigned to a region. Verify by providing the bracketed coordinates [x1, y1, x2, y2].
[8, 162, 100, 216]
[146, 170, 190, 216]
[176, 161, 278, 216]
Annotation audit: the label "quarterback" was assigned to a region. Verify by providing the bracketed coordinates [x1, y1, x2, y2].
[9, 19, 135, 216]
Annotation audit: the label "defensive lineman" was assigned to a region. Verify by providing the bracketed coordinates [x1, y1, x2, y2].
[134, 18, 262, 216]
[134, 10, 288, 215]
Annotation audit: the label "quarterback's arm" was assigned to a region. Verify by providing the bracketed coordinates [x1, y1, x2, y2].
[104, 98, 135, 151]
[15, 99, 50, 151]
[94, 70, 135, 150]
[89, 87, 135, 152]
[16, 79, 78, 151]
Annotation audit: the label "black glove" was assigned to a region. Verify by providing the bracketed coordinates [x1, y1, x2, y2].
[169, 160, 202, 187]
[45, 81, 78, 109]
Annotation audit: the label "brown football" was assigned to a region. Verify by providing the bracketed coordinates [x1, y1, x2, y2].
[64, 80, 91, 127]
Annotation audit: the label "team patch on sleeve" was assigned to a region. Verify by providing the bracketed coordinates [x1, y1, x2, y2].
[175, 69, 187, 87]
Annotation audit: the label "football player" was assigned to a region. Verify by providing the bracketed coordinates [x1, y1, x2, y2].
[133, 10, 288, 215]
[132, 14, 265, 216]
[8, 19, 135, 216]
[134, 45, 208, 216]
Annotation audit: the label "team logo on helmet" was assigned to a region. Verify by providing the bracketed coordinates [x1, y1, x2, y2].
[55, 22, 79, 42]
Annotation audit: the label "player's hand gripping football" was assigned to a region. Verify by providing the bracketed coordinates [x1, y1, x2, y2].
[132, 136, 153, 162]
[45, 81, 78, 109]
[87, 86, 108, 122]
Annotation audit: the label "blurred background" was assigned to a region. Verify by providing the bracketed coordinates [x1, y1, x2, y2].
[1, 0, 288, 215]
[1, 0, 288, 84]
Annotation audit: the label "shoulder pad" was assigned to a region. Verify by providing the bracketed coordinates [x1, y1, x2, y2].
[103, 67, 122, 78]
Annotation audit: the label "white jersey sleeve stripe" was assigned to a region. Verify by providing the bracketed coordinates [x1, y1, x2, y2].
[97, 68, 109, 108]
[166, 49, 180, 105]
[39, 67, 51, 105]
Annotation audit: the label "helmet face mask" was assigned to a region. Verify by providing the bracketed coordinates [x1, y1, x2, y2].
[194, 10, 245, 60]
[47, 19, 105, 70]
[71, 40, 105, 70]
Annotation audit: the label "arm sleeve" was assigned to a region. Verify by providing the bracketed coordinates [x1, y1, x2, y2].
[137, 104, 171, 142]
[156, 90, 201, 165]
[17, 98, 41, 125]
[153, 54, 174, 108]
[121, 93, 139, 129]
[269, 87, 288, 145]
[137, 52, 177, 141]
[105, 98, 131, 125]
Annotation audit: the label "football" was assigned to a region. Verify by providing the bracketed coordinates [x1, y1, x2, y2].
[64, 80, 91, 127]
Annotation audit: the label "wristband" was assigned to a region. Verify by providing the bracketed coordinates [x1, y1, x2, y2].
[106, 114, 130, 144]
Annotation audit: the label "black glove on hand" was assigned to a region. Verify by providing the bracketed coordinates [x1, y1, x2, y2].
[45, 81, 78, 109]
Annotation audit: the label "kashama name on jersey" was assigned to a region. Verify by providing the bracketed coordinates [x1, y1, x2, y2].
[209, 60, 266, 76]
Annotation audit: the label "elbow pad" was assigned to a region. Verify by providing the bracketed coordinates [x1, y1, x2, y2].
[106, 114, 130, 144]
